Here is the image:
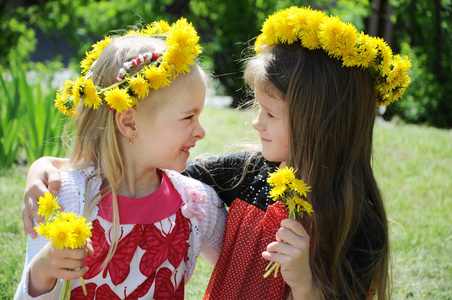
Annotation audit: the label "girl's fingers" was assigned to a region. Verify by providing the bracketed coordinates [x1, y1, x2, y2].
[262, 249, 291, 265]
[22, 203, 37, 238]
[23, 179, 46, 237]
[84, 239, 95, 256]
[280, 219, 308, 237]
[55, 258, 86, 271]
[56, 266, 89, 281]
[56, 247, 89, 260]
[266, 240, 292, 254]
[46, 169, 61, 197]
[276, 219, 310, 248]
[263, 241, 295, 263]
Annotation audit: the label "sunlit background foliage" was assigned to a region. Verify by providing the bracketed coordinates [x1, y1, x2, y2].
[0, 1, 451, 299]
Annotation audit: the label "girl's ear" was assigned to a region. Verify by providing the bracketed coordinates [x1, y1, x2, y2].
[115, 108, 137, 139]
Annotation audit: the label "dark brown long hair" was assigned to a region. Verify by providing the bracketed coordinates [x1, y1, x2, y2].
[244, 43, 390, 299]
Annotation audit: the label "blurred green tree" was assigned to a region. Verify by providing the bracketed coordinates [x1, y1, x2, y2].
[388, 0, 452, 128]
[4, 0, 450, 127]
[0, 0, 370, 106]
[187, 0, 371, 106]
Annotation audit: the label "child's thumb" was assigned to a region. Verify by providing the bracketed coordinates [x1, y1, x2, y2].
[47, 170, 61, 197]
[85, 238, 95, 256]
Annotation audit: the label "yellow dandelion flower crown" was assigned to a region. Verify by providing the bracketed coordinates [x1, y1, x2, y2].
[55, 18, 202, 116]
[255, 6, 411, 107]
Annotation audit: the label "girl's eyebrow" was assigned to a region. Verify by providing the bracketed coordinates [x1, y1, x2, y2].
[259, 102, 277, 114]
[182, 107, 201, 115]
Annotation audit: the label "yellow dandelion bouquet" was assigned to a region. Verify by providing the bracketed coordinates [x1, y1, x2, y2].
[264, 167, 313, 278]
[55, 17, 202, 116]
[34, 193, 93, 300]
[255, 6, 411, 107]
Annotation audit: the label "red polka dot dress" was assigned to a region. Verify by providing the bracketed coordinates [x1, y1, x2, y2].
[185, 152, 291, 299]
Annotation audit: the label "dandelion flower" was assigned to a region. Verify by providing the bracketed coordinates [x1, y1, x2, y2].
[83, 79, 102, 109]
[275, 9, 298, 44]
[129, 73, 150, 99]
[143, 20, 171, 35]
[59, 211, 78, 224]
[289, 178, 311, 198]
[167, 18, 200, 47]
[61, 80, 74, 96]
[261, 17, 280, 45]
[54, 93, 66, 115]
[267, 166, 296, 187]
[299, 10, 327, 50]
[319, 17, 358, 59]
[35, 223, 50, 238]
[264, 166, 313, 278]
[37, 193, 60, 220]
[47, 220, 76, 250]
[374, 37, 393, 76]
[73, 77, 89, 107]
[164, 46, 197, 75]
[269, 185, 288, 201]
[104, 87, 133, 113]
[81, 36, 113, 74]
[71, 217, 93, 249]
[293, 196, 314, 217]
[144, 65, 171, 89]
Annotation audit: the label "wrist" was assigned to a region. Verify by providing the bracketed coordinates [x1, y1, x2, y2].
[291, 282, 321, 300]
[28, 266, 57, 297]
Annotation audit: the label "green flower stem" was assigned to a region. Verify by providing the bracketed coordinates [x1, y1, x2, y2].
[99, 78, 128, 92]
[59, 279, 72, 300]
[80, 277, 87, 296]
[264, 261, 280, 278]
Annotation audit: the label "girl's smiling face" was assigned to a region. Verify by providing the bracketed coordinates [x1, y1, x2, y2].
[133, 66, 206, 172]
[252, 80, 289, 164]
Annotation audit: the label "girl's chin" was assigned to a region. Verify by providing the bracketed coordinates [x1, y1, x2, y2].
[261, 151, 284, 163]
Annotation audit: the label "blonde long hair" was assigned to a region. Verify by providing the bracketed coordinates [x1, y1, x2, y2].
[66, 35, 167, 267]
[244, 43, 390, 299]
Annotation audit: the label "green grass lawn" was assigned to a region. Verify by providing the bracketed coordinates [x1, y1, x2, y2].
[1, 106, 451, 299]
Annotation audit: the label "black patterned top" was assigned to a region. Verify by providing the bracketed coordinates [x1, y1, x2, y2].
[184, 151, 278, 210]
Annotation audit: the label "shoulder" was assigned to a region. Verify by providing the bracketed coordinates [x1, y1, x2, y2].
[58, 166, 101, 218]
[165, 169, 216, 195]
[189, 151, 262, 168]
[184, 151, 273, 177]
[59, 166, 99, 192]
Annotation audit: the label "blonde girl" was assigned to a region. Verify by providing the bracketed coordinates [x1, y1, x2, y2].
[15, 19, 226, 299]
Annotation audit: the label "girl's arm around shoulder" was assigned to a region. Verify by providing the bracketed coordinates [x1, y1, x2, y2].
[195, 183, 227, 265]
[168, 170, 227, 264]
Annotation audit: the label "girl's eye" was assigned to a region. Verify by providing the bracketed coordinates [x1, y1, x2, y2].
[267, 112, 274, 118]
[184, 115, 194, 120]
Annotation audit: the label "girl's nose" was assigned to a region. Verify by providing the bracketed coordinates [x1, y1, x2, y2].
[194, 122, 206, 140]
[252, 114, 264, 131]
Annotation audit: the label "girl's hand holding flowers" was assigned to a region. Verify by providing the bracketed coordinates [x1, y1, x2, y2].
[33, 193, 93, 299]
[263, 167, 313, 279]
[262, 219, 316, 298]
[29, 242, 91, 297]
[262, 167, 319, 298]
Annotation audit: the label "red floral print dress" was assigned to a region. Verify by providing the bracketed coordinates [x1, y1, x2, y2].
[70, 172, 190, 299]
